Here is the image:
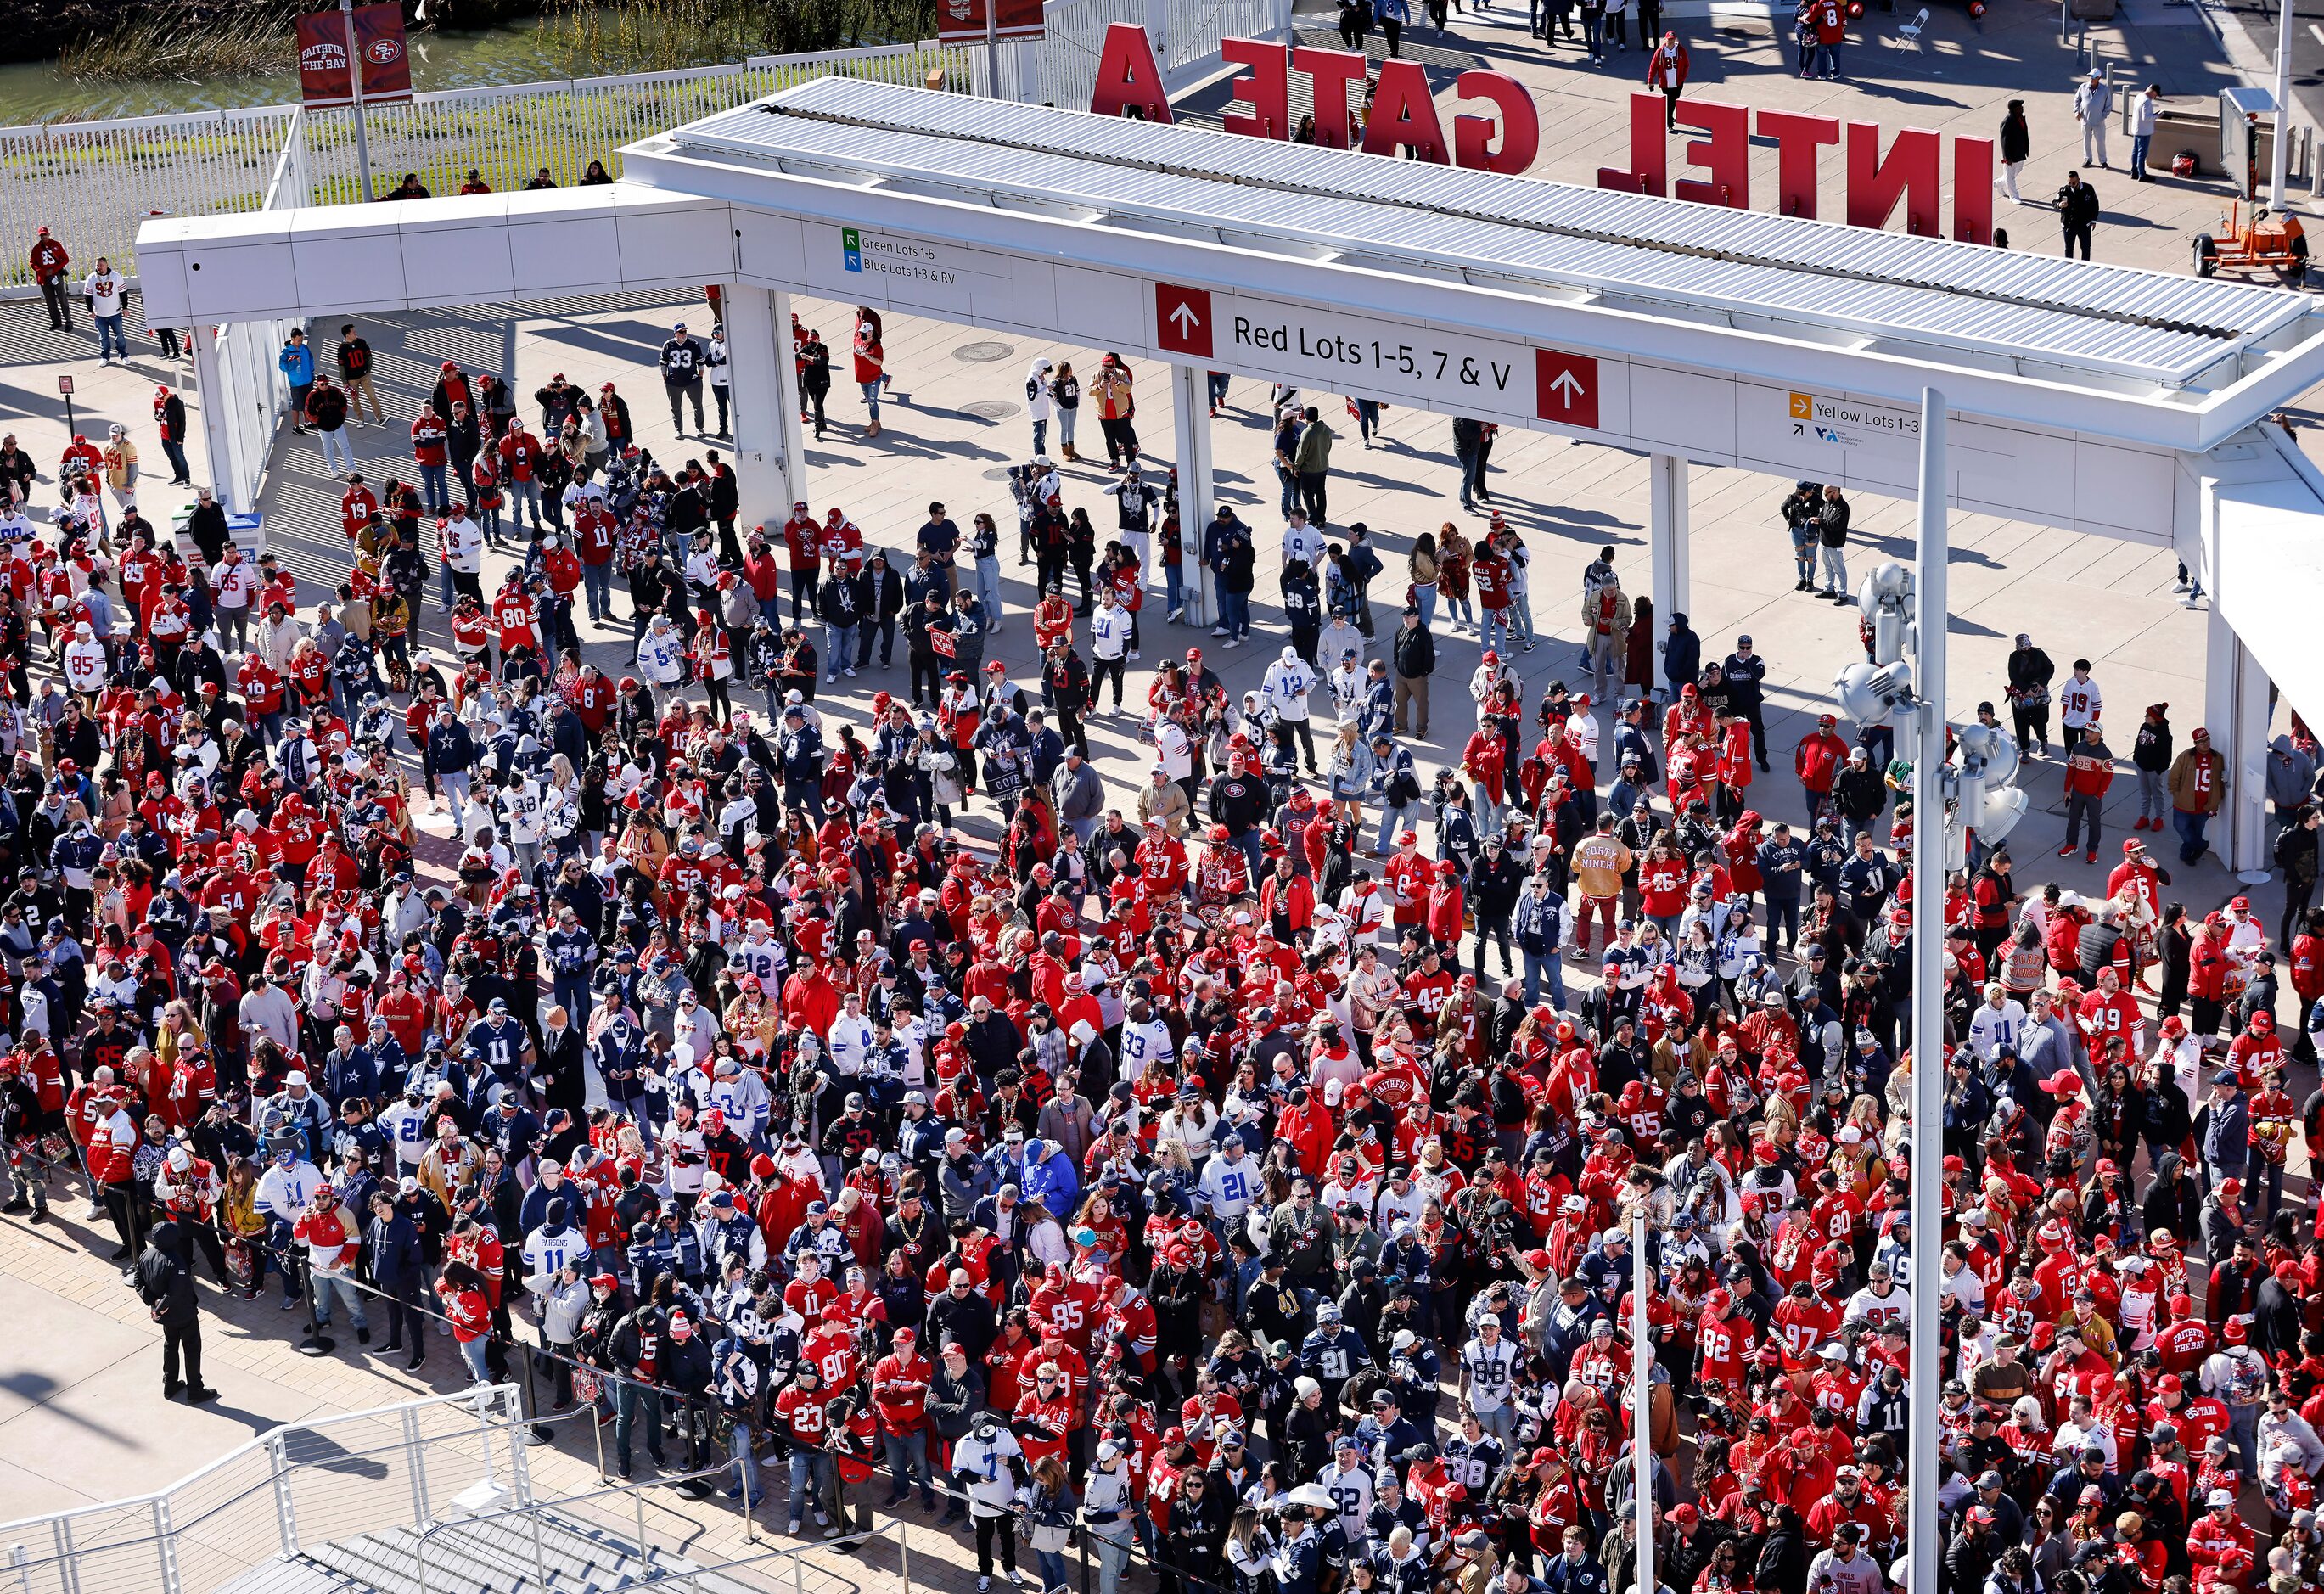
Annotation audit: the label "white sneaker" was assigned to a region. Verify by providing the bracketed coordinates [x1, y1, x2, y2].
[813, 1508, 830, 1527]
[843, 666, 857, 678]
[1210, 626, 1230, 637]
[1222, 636, 1244, 648]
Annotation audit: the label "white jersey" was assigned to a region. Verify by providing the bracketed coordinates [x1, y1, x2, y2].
[2058, 674, 2102, 729]
[1966, 1000, 2027, 1062]
[1283, 519, 1325, 569]
[1198, 1149, 1260, 1221]
[1118, 1017, 1175, 1080]
[61, 638, 106, 693]
[1091, 606, 1133, 661]
[663, 1125, 708, 1195]
[1152, 718, 1193, 782]
[734, 934, 784, 991]
[953, 1426, 1025, 1516]
[1318, 1461, 1373, 1544]
[500, 777, 545, 844]
[523, 1227, 589, 1295]
[1264, 657, 1316, 723]
[378, 1100, 430, 1167]
[1376, 1181, 1426, 1233]
[1460, 1336, 1520, 1414]
[708, 1069, 772, 1138]
[442, 515, 483, 574]
[254, 1158, 323, 1222]
[1844, 1283, 1911, 1329]
[212, 558, 253, 611]
[638, 626, 687, 685]
[826, 1013, 875, 1077]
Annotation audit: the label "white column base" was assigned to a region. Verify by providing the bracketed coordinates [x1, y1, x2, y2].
[1648, 452, 1691, 694]
[1170, 364, 1217, 630]
[720, 284, 807, 533]
[2206, 599, 2275, 878]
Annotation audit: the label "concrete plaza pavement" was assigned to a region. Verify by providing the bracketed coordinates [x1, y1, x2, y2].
[1244, 0, 2271, 277]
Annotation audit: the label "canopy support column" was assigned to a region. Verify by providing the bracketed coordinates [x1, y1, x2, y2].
[1171, 363, 1217, 630]
[2206, 602, 2276, 880]
[1649, 452, 1692, 693]
[721, 283, 807, 535]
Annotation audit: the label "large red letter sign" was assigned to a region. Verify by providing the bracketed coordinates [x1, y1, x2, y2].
[1756, 109, 1840, 219]
[1221, 39, 1289, 140]
[1597, 93, 1669, 197]
[1294, 46, 1368, 149]
[1451, 70, 1539, 176]
[1672, 98, 1749, 209]
[1951, 138, 1995, 244]
[1846, 122, 1941, 236]
[1361, 61, 1450, 163]
[1090, 22, 1172, 123]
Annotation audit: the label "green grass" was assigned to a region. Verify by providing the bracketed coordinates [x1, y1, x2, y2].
[59, 3, 303, 86]
[535, 0, 940, 71]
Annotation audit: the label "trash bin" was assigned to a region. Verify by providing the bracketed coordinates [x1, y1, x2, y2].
[167, 508, 263, 560]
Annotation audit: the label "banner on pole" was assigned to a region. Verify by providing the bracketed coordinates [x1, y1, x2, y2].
[936, 0, 1046, 43]
[297, 4, 414, 109]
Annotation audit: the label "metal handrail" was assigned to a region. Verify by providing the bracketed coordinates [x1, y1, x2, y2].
[0, 1384, 522, 1541]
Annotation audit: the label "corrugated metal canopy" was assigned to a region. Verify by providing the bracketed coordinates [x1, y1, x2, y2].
[650, 76, 2321, 395]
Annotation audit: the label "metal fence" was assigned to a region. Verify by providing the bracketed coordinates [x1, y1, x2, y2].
[1165, 0, 1295, 72]
[0, 1386, 530, 1594]
[301, 43, 972, 205]
[0, 105, 296, 288]
[1012, 0, 1291, 109]
[0, 1378, 926, 1594]
[1, 0, 1286, 286]
[0, 42, 967, 286]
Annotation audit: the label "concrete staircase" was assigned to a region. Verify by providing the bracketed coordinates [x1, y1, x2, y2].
[217, 1507, 779, 1594]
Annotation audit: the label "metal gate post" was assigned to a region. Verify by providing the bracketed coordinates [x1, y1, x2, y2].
[404, 1406, 432, 1526]
[267, 1435, 300, 1558]
[508, 1399, 537, 1508]
[152, 1500, 181, 1594]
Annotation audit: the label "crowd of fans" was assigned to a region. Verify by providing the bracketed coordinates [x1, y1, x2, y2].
[1, 320, 2321, 1594]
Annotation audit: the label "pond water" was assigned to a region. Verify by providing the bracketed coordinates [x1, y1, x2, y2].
[0, 18, 580, 125]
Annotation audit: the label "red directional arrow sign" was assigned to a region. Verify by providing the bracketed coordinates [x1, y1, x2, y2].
[1535, 349, 1599, 429]
[1155, 283, 1214, 359]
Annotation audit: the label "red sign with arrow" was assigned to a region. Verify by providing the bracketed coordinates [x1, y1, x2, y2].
[1535, 349, 1598, 429]
[1155, 283, 1213, 359]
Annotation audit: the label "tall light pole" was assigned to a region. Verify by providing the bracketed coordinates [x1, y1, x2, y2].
[340, 0, 375, 203]
[1908, 387, 1949, 1594]
[1632, 1209, 1655, 1594]
[2274, 0, 2296, 206]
